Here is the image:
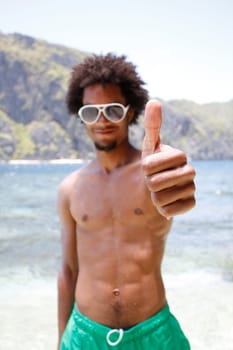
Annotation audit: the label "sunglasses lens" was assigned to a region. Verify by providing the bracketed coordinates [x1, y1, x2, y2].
[80, 106, 99, 123]
[105, 104, 125, 121]
[79, 104, 128, 124]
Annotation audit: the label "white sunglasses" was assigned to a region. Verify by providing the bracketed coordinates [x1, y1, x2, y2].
[78, 103, 130, 125]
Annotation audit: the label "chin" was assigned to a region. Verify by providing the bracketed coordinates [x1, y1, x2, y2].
[94, 141, 117, 152]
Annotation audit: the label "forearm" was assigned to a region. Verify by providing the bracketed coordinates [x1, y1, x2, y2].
[57, 266, 77, 346]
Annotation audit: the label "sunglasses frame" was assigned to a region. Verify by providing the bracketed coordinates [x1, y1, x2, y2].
[78, 103, 130, 125]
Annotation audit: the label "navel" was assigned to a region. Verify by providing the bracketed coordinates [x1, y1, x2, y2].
[134, 207, 143, 216]
[112, 288, 120, 297]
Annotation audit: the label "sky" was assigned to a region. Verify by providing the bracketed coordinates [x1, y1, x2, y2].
[1, 0, 233, 103]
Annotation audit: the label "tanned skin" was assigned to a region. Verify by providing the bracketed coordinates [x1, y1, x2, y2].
[57, 83, 196, 347]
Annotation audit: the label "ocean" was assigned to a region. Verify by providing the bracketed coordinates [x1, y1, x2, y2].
[0, 160, 232, 350]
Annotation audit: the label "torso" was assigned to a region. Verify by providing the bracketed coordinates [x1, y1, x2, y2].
[68, 153, 172, 328]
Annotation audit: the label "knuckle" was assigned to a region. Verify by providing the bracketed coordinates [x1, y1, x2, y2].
[175, 149, 187, 164]
[183, 197, 196, 211]
[191, 181, 196, 193]
[190, 196, 196, 208]
[145, 177, 155, 192]
[185, 181, 196, 194]
[141, 156, 153, 175]
[185, 164, 196, 178]
[160, 205, 171, 217]
[146, 174, 161, 192]
[153, 192, 164, 207]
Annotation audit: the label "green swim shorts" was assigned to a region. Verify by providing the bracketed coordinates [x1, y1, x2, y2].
[60, 303, 190, 349]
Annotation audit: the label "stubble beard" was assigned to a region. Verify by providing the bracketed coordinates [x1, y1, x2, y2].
[94, 141, 117, 152]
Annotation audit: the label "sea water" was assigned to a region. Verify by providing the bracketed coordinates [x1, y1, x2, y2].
[0, 160, 232, 350]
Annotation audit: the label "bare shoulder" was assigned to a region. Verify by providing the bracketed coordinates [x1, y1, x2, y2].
[57, 162, 93, 220]
[58, 161, 94, 197]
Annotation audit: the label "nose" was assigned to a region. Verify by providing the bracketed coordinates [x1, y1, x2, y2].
[97, 111, 108, 123]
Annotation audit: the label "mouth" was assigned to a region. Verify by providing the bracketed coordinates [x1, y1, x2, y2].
[94, 126, 117, 134]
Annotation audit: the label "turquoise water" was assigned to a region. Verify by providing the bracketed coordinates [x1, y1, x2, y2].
[0, 160, 232, 277]
[0, 160, 233, 349]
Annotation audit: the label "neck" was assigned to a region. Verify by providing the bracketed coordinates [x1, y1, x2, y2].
[95, 140, 139, 173]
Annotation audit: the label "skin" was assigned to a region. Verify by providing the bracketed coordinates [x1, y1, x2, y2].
[57, 83, 196, 346]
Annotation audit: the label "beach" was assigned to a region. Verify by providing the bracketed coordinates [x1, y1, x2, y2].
[0, 271, 57, 349]
[0, 160, 233, 349]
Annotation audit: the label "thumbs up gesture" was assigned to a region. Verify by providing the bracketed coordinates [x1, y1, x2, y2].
[142, 100, 196, 218]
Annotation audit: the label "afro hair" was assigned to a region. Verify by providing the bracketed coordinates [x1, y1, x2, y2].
[66, 53, 149, 124]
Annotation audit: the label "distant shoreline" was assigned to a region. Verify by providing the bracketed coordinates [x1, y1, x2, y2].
[1, 159, 85, 164]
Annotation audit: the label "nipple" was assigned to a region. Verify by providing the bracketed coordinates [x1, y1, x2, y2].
[81, 214, 88, 222]
[134, 208, 143, 215]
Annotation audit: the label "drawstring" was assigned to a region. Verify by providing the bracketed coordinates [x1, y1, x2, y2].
[106, 328, 124, 346]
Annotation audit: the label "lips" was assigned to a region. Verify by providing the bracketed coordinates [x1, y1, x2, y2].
[94, 126, 117, 134]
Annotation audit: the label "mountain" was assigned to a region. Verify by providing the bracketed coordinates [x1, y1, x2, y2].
[161, 99, 233, 159]
[0, 31, 233, 160]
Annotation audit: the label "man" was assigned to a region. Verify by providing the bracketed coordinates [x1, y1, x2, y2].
[57, 53, 195, 349]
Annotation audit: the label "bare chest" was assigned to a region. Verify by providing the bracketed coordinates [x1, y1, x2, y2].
[70, 168, 157, 232]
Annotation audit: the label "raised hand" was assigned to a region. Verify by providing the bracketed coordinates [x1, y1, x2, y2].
[142, 100, 196, 218]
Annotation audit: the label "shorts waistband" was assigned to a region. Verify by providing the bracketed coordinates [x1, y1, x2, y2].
[72, 303, 170, 343]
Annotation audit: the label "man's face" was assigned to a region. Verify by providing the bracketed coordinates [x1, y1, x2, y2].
[82, 83, 133, 151]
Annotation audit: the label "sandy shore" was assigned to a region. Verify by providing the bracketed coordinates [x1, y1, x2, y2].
[0, 275, 57, 350]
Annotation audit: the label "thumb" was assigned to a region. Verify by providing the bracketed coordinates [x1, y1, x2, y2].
[142, 99, 162, 159]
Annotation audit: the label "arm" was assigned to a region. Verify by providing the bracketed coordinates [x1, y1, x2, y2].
[57, 177, 78, 347]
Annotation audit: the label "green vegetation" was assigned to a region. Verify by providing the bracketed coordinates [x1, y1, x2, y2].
[12, 123, 35, 158]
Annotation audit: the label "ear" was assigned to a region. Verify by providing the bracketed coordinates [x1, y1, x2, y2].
[127, 107, 135, 124]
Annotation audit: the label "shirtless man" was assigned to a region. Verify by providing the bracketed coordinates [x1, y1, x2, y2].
[57, 53, 195, 349]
